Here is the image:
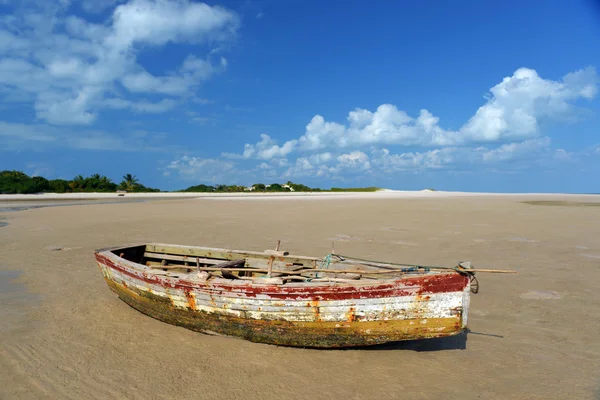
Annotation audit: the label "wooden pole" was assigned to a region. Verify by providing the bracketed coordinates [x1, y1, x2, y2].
[267, 240, 278, 278]
[149, 264, 517, 275]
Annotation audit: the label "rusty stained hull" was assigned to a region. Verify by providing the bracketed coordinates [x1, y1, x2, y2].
[94, 251, 471, 348]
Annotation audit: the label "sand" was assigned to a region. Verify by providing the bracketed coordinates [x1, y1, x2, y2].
[1, 193, 599, 399]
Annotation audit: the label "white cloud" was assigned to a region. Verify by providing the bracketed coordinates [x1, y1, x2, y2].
[460, 68, 597, 142]
[242, 134, 297, 160]
[121, 55, 223, 96]
[132, 99, 178, 113]
[308, 152, 333, 165]
[0, 120, 172, 151]
[164, 136, 569, 183]
[219, 66, 596, 183]
[258, 162, 271, 170]
[103, 97, 177, 113]
[269, 158, 289, 168]
[370, 147, 460, 172]
[165, 156, 238, 182]
[336, 151, 371, 170]
[109, 0, 238, 48]
[238, 67, 597, 159]
[281, 151, 372, 179]
[282, 157, 335, 178]
[35, 87, 99, 125]
[0, 121, 58, 145]
[0, 0, 239, 125]
[554, 149, 573, 161]
[481, 137, 551, 163]
[368, 138, 552, 173]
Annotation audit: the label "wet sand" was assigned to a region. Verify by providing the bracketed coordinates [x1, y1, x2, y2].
[1, 195, 599, 399]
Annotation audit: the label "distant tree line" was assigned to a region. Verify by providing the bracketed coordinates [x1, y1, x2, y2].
[0, 170, 160, 194]
[179, 182, 382, 193]
[178, 181, 322, 193]
[0, 170, 381, 194]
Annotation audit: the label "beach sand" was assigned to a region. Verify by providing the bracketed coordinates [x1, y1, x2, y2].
[1, 193, 599, 399]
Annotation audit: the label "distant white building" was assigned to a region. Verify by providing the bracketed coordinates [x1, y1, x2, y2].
[244, 183, 295, 191]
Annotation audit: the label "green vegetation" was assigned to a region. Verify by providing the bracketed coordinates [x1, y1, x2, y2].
[117, 174, 160, 193]
[180, 181, 306, 193]
[0, 170, 160, 194]
[1, 170, 382, 194]
[0, 171, 52, 194]
[180, 182, 381, 193]
[179, 181, 382, 193]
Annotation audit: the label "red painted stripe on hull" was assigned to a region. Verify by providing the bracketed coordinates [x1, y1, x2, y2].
[96, 253, 469, 301]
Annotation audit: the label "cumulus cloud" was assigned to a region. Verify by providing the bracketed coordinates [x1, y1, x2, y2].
[481, 137, 551, 163]
[281, 138, 553, 178]
[241, 134, 297, 160]
[238, 67, 597, 159]
[210, 66, 595, 184]
[336, 151, 371, 170]
[368, 138, 553, 173]
[370, 147, 459, 171]
[460, 68, 597, 142]
[109, 0, 237, 48]
[282, 157, 336, 178]
[0, 0, 239, 125]
[163, 135, 572, 183]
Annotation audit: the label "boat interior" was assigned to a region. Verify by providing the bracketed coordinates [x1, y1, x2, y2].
[102, 243, 433, 284]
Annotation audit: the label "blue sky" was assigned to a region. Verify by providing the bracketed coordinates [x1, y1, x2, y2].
[1, 0, 599, 192]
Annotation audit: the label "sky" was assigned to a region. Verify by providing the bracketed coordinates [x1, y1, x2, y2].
[1, 0, 599, 193]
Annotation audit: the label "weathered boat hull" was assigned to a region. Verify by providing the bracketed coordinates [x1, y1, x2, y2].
[94, 246, 471, 348]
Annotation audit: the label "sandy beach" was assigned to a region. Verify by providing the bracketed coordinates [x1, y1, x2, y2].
[1, 192, 599, 399]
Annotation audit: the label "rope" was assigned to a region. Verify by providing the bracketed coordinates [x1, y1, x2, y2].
[469, 275, 480, 294]
[315, 253, 335, 278]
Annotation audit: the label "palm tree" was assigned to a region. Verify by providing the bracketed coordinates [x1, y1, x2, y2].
[121, 174, 139, 192]
[70, 174, 84, 191]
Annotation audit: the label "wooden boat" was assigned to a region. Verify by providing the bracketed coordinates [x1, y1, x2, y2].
[94, 242, 480, 348]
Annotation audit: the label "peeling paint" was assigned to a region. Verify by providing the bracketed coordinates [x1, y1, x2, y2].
[94, 248, 471, 348]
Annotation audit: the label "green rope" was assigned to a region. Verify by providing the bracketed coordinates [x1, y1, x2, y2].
[315, 253, 334, 278]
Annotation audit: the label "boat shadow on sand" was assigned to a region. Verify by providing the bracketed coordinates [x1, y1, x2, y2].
[352, 329, 503, 352]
